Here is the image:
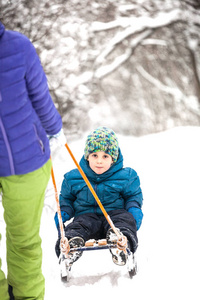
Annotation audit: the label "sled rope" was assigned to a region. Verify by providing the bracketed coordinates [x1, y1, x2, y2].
[51, 161, 70, 255]
[64, 142, 126, 248]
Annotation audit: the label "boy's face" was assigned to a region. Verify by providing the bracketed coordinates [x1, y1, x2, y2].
[88, 151, 113, 174]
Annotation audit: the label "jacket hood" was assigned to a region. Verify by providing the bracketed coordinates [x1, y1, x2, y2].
[0, 22, 5, 38]
[79, 148, 124, 183]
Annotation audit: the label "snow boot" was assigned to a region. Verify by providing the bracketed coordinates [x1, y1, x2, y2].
[59, 237, 84, 282]
[8, 285, 14, 300]
[67, 236, 85, 264]
[106, 228, 128, 266]
[127, 251, 137, 278]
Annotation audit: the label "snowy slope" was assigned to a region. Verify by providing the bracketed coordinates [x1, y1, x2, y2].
[1, 126, 200, 299]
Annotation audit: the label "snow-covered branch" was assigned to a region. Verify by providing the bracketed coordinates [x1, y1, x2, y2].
[93, 9, 181, 64]
[141, 39, 167, 46]
[137, 65, 200, 116]
[94, 49, 132, 79]
[137, 65, 182, 99]
[186, 38, 200, 103]
[95, 30, 153, 79]
[91, 9, 182, 32]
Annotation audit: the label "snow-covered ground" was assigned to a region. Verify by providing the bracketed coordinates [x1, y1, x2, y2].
[1, 126, 200, 299]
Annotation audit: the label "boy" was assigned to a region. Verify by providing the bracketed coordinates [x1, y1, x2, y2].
[55, 127, 143, 268]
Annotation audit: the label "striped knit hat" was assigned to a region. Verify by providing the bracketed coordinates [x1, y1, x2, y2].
[84, 127, 119, 163]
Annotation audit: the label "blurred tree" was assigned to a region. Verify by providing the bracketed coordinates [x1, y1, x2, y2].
[0, 0, 200, 138]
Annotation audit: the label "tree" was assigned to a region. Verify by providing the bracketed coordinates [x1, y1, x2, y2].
[1, 0, 200, 137]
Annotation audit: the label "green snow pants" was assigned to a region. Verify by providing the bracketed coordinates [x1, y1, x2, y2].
[0, 159, 51, 300]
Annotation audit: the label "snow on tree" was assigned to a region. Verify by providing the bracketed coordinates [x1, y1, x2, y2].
[1, 0, 200, 137]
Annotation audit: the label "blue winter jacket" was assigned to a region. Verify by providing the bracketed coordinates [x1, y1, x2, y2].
[0, 22, 62, 176]
[59, 149, 143, 226]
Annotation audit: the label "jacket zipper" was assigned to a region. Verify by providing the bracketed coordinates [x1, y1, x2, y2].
[33, 124, 44, 153]
[0, 116, 15, 175]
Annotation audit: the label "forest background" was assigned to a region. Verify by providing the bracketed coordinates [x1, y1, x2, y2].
[0, 0, 200, 139]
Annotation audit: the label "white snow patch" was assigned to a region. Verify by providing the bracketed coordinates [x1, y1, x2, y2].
[1, 126, 200, 299]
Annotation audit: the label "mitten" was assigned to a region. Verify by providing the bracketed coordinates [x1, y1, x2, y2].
[47, 128, 66, 157]
[128, 207, 143, 230]
[54, 210, 70, 231]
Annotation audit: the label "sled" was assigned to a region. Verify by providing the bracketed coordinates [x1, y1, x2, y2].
[60, 237, 137, 282]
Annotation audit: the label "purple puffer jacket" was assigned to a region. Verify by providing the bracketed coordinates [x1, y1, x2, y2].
[0, 22, 62, 176]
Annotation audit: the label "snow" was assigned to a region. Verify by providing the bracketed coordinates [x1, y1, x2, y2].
[1, 126, 200, 299]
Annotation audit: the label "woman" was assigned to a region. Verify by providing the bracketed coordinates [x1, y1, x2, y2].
[0, 21, 63, 299]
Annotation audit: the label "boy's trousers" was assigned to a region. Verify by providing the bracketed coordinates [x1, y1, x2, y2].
[64, 209, 138, 253]
[0, 159, 51, 300]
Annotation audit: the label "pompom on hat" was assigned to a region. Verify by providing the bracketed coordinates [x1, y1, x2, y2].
[84, 127, 119, 163]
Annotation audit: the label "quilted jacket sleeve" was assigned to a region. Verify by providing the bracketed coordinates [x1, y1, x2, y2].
[121, 168, 144, 230]
[121, 168, 143, 210]
[24, 38, 62, 135]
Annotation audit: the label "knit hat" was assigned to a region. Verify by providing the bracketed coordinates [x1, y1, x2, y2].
[84, 127, 119, 162]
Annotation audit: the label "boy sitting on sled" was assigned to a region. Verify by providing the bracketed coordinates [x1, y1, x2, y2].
[54, 126, 143, 270]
